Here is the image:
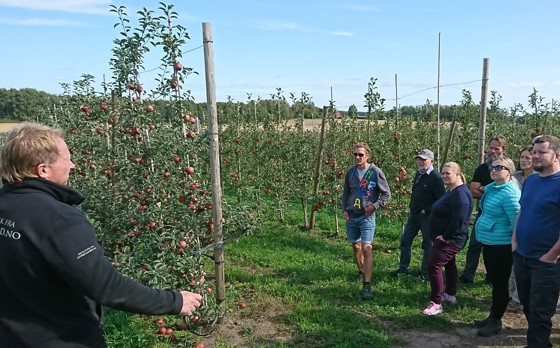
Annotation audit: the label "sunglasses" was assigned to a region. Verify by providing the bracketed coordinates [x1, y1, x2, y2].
[490, 165, 507, 172]
[353, 153, 365, 157]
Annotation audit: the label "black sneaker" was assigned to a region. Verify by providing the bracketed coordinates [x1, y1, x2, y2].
[458, 275, 474, 284]
[473, 316, 491, 328]
[389, 269, 408, 277]
[362, 283, 373, 300]
[415, 272, 426, 282]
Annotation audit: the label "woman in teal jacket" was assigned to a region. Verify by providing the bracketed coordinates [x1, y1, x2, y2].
[474, 157, 521, 337]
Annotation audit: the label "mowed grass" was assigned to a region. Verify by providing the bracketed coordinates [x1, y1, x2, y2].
[104, 209, 494, 347]
[222, 217, 492, 347]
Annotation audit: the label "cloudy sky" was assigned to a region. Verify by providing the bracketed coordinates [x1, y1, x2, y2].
[0, 0, 558, 110]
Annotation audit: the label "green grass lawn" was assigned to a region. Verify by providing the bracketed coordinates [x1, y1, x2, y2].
[104, 212, 495, 347]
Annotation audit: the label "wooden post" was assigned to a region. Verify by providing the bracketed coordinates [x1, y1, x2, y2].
[309, 106, 328, 230]
[437, 32, 441, 164]
[202, 23, 225, 316]
[440, 119, 456, 171]
[478, 58, 490, 164]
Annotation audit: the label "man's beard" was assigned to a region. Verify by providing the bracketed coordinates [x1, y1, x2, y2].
[533, 163, 544, 172]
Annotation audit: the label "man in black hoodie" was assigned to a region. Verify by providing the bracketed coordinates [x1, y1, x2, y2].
[0, 123, 202, 347]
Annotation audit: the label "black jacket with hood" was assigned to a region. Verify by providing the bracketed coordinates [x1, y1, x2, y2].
[0, 179, 182, 347]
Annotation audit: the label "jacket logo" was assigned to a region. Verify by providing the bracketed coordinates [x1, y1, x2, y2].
[0, 217, 20, 240]
[0, 227, 21, 240]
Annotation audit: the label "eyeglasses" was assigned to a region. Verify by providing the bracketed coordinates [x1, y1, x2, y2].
[353, 153, 365, 157]
[490, 165, 507, 172]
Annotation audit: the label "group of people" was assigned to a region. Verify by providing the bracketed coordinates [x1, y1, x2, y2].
[341, 137, 560, 348]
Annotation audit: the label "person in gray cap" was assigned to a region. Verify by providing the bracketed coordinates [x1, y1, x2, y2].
[390, 148, 445, 281]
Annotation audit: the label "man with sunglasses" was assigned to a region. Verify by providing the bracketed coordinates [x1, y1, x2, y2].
[342, 142, 391, 300]
[390, 149, 445, 281]
[513, 135, 560, 348]
[459, 136, 507, 284]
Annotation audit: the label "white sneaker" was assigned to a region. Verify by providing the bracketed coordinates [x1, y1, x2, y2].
[443, 292, 457, 305]
[423, 301, 443, 316]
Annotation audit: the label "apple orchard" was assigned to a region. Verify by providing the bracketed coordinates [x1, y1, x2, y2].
[20, 2, 560, 337]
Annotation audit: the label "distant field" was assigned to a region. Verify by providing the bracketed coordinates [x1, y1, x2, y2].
[0, 123, 19, 133]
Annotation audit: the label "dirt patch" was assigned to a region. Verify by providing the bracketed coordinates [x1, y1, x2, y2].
[202, 304, 559, 348]
[396, 310, 551, 348]
[201, 287, 294, 347]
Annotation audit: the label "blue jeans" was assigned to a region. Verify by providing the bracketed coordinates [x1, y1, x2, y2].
[513, 252, 560, 348]
[346, 215, 376, 244]
[398, 212, 432, 274]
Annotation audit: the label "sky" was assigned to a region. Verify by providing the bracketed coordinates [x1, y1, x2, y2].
[0, 0, 559, 112]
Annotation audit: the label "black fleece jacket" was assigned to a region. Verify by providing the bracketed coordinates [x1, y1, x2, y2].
[0, 179, 182, 348]
[409, 169, 446, 215]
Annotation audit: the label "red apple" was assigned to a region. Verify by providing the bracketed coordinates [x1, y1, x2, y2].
[100, 102, 108, 111]
[135, 85, 143, 93]
[179, 240, 187, 249]
[146, 104, 154, 112]
[185, 166, 195, 175]
[174, 61, 183, 70]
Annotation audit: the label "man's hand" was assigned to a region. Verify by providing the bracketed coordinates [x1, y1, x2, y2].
[179, 291, 202, 316]
[364, 205, 376, 217]
[343, 210, 349, 221]
[539, 252, 559, 264]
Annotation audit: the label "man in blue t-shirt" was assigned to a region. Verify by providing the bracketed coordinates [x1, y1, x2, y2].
[513, 135, 560, 348]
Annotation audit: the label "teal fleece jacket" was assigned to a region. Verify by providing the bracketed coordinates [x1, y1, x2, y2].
[475, 180, 521, 245]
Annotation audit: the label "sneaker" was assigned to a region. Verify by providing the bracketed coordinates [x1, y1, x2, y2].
[415, 272, 426, 282]
[473, 316, 491, 328]
[458, 275, 474, 284]
[477, 317, 502, 337]
[422, 301, 443, 316]
[443, 292, 457, 305]
[506, 299, 521, 312]
[389, 269, 408, 277]
[362, 283, 373, 300]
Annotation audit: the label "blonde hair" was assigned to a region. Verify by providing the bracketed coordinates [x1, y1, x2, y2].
[0, 123, 64, 183]
[353, 142, 371, 156]
[442, 161, 466, 184]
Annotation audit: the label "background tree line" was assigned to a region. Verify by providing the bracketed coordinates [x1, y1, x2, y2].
[0, 87, 556, 126]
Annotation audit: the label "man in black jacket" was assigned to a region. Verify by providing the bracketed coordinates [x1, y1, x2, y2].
[390, 149, 445, 280]
[0, 123, 202, 348]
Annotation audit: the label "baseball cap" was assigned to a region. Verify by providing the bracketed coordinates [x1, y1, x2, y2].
[417, 149, 434, 160]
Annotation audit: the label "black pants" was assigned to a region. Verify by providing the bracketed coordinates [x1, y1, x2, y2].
[482, 244, 512, 319]
[514, 252, 560, 348]
[461, 211, 483, 281]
